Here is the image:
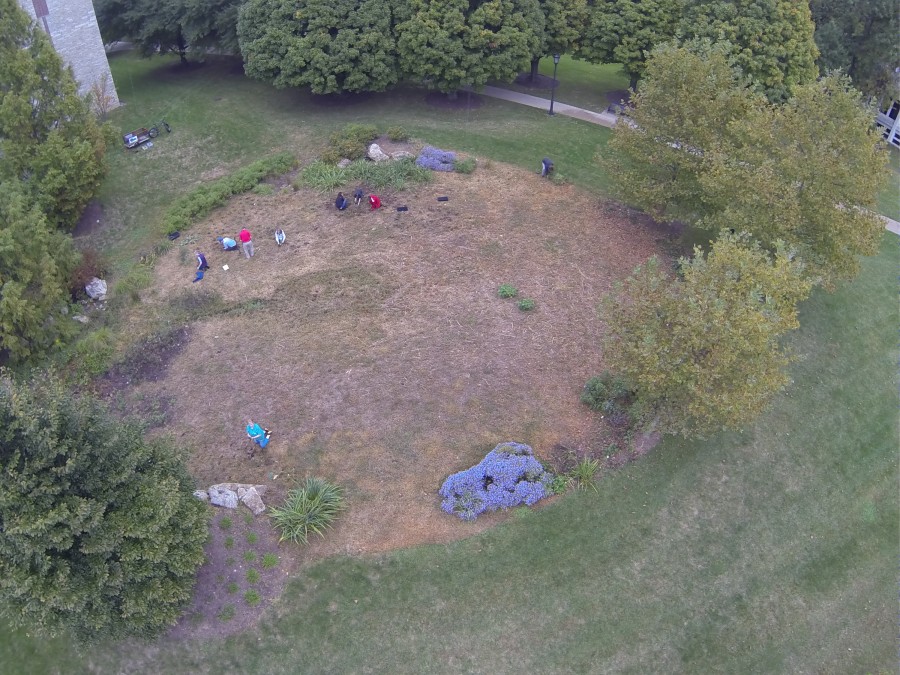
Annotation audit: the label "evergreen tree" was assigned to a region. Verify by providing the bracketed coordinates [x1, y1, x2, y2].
[575, 0, 682, 89]
[396, 0, 541, 93]
[601, 232, 812, 438]
[239, 0, 400, 94]
[0, 183, 79, 365]
[0, 376, 209, 643]
[679, 0, 819, 101]
[0, 0, 108, 230]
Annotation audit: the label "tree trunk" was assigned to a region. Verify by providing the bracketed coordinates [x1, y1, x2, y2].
[530, 57, 541, 83]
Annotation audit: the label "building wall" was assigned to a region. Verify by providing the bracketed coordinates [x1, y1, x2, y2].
[17, 0, 120, 109]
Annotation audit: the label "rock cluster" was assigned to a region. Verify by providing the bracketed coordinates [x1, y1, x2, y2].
[194, 482, 268, 515]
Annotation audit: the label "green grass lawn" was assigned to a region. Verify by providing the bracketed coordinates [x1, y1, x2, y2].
[498, 56, 631, 111]
[1, 54, 897, 673]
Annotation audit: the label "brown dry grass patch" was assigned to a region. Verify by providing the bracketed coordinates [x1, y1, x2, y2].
[131, 162, 672, 562]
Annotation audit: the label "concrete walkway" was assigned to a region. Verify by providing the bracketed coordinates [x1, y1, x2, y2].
[479, 85, 618, 128]
[479, 85, 900, 236]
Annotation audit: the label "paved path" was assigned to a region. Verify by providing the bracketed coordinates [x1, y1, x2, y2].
[479, 85, 900, 236]
[479, 85, 618, 128]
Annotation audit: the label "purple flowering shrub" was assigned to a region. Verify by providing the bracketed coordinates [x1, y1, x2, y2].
[416, 145, 456, 172]
[439, 442, 554, 521]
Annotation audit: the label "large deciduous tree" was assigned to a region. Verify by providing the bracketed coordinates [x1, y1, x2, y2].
[95, 0, 243, 61]
[0, 375, 209, 643]
[679, 0, 819, 102]
[239, 0, 400, 94]
[527, 0, 585, 81]
[396, 0, 541, 94]
[605, 44, 888, 288]
[810, 0, 900, 100]
[601, 232, 812, 438]
[0, 0, 108, 230]
[575, 0, 682, 89]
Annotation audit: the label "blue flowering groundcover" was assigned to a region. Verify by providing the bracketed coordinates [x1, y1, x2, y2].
[416, 145, 456, 172]
[439, 442, 554, 521]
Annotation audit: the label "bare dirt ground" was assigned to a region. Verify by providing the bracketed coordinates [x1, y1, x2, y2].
[123, 160, 674, 638]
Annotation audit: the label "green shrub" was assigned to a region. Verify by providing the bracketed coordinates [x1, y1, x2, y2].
[455, 157, 477, 174]
[298, 161, 348, 192]
[226, 582, 239, 594]
[218, 605, 236, 621]
[219, 517, 233, 530]
[386, 125, 410, 142]
[251, 183, 275, 196]
[269, 477, 345, 545]
[246, 568, 260, 584]
[570, 457, 600, 492]
[581, 372, 635, 426]
[518, 298, 536, 311]
[244, 590, 261, 606]
[261, 553, 279, 569]
[323, 123, 379, 163]
[159, 152, 295, 236]
[246, 531, 258, 545]
[498, 283, 518, 299]
[548, 474, 570, 495]
[243, 550, 256, 562]
[224, 536, 234, 549]
[73, 327, 116, 376]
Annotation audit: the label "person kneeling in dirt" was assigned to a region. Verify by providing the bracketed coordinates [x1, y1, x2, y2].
[217, 236, 239, 251]
[353, 187, 364, 206]
[369, 194, 382, 210]
[335, 192, 348, 210]
[246, 419, 271, 454]
[275, 228, 286, 246]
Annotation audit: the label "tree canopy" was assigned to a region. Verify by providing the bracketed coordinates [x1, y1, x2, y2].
[575, 0, 682, 89]
[605, 44, 888, 288]
[0, 0, 108, 230]
[396, 0, 541, 93]
[239, 0, 400, 94]
[95, 0, 244, 61]
[680, 0, 819, 101]
[0, 375, 208, 643]
[810, 0, 900, 100]
[601, 232, 812, 438]
[527, 0, 585, 80]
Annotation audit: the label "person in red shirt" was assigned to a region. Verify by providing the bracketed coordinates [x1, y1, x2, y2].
[239, 228, 254, 258]
[369, 194, 381, 210]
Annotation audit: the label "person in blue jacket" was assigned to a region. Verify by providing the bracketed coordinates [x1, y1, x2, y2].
[335, 192, 348, 210]
[246, 419, 271, 450]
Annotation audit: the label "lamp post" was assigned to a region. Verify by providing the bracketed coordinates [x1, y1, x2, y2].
[548, 54, 561, 116]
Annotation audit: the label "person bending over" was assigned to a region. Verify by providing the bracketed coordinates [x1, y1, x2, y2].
[217, 236, 239, 251]
[275, 228, 286, 246]
[335, 192, 348, 210]
[369, 194, 381, 210]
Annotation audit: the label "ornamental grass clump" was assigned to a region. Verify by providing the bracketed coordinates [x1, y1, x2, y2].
[268, 477, 345, 545]
[439, 442, 554, 521]
[416, 145, 456, 172]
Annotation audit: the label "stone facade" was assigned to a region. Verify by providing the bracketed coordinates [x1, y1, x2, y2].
[17, 0, 120, 108]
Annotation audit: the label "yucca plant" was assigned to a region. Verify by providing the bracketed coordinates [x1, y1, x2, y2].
[268, 477, 345, 545]
[570, 457, 600, 492]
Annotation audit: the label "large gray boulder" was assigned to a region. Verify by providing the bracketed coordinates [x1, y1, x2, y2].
[85, 277, 107, 301]
[367, 143, 390, 163]
[238, 486, 266, 515]
[208, 485, 239, 509]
